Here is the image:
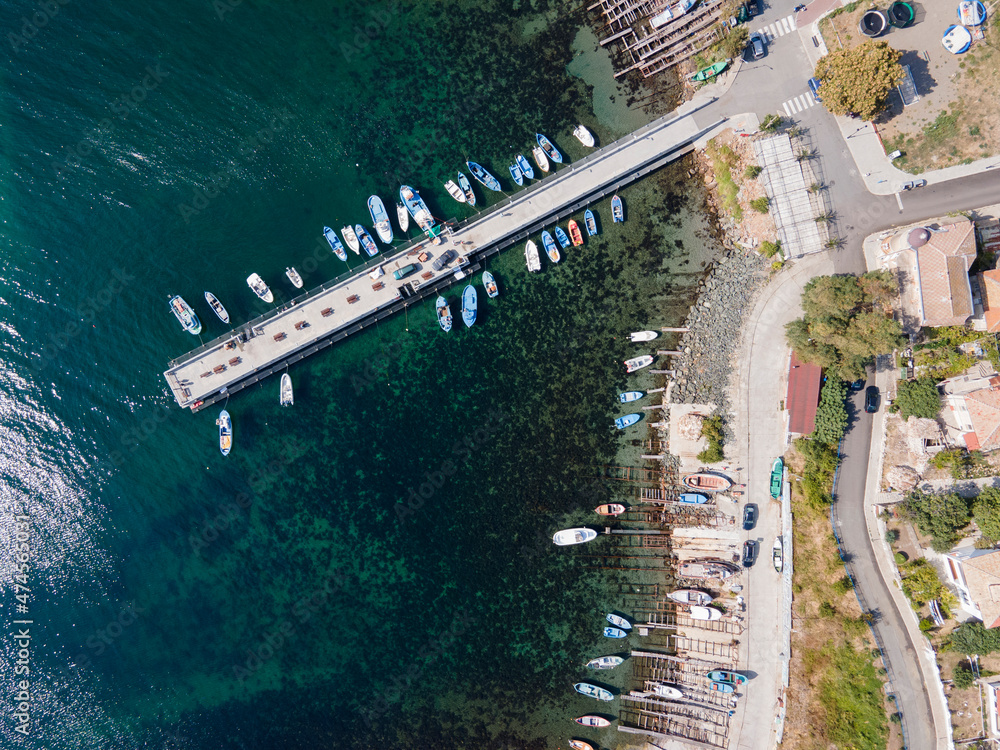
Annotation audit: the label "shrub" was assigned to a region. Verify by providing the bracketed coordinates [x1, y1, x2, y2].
[953, 660, 976, 689]
[894, 551, 908, 565]
[750, 196, 770, 213]
[745, 164, 763, 178]
[894, 377, 942, 420]
[813, 379, 848, 446]
[760, 239, 782, 258]
[919, 617, 934, 632]
[885, 529, 900, 544]
[951, 622, 1000, 654]
[760, 113, 783, 132]
[899, 490, 971, 552]
[819, 601, 836, 617]
[832, 576, 855, 595]
[697, 415, 725, 463]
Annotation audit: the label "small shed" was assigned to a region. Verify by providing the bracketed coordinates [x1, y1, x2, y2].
[787, 351, 823, 435]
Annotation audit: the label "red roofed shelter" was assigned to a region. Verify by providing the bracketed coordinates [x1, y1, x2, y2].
[787, 351, 822, 435]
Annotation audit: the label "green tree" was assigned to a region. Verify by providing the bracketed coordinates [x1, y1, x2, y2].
[720, 26, 750, 59]
[899, 490, 971, 552]
[952, 621, 1000, 654]
[859, 270, 899, 312]
[953, 660, 976, 688]
[801, 275, 863, 320]
[814, 40, 904, 121]
[899, 559, 945, 606]
[973, 486, 1000, 541]
[814, 379, 848, 446]
[894, 378, 942, 420]
[842, 312, 904, 358]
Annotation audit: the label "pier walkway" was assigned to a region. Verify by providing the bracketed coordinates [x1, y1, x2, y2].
[164, 99, 727, 412]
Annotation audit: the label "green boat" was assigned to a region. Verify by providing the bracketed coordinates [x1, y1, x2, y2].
[691, 61, 728, 82]
[769, 457, 783, 499]
[706, 669, 747, 685]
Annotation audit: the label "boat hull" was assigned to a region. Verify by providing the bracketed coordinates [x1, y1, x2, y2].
[707, 670, 747, 685]
[509, 164, 523, 186]
[553, 527, 597, 546]
[169, 295, 202, 335]
[515, 153, 534, 180]
[367, 195, 394, 244]
[482, 271, 499, 298]
[279, 373, 293, 407]
[689, 605, 722, 621]
[573, 125, 596, 147]
[606, 614, 632, 630]
[525, 241, 541, 272]
[444, 180, 466, 203]
[668, 589, 713, 605]
[568, 220, 583, 246]
[619, 391, 644, 403]
[396, 202, 410, 232]
[355, 225, 379, 257]
[466, 161, 501, 192]
[285, 267, 303, 288]
[584, 209, 597, 236]
[246, 274, 273, 304]
[541, 231, 560, 263]
[554, 226, 571, 248]
[204, 292, 229, 324]
[531, 146, 550, 173]
[615, 413, 641, 429]
[456, 172, 476, 206]
[536, 133, 563, 163]
[603, 627, 626, 638]
[341, 226, 360, 254]
[624, 355, 654, 373]
[611, 195, 624, 223]
[574, 716, 610, 728]
[461, 285, 477, 328]
[679, 493, 709, 504]
[681, 473, 733, 493]
[679, 560, 739, 580]
[770, 457, 784, 499]
[630, 330, 658, 342]
[709, 681, 735, 694]
[436, 296, 452, 333]
[586, 655, 624, 669]
[573, 683, 614, 701]
[217, 410, 232, 456]
[323, 226, 348, 261]
[595, 503, 626, 516]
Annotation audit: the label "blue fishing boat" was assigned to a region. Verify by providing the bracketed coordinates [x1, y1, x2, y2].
[554, 226, 571, 248]
[619, 391, 644, 403]
[615, 413, 641, 429]
[461, 285, 477, 328]
[169, 295, 202, 335]
[509, 163, 524, 187]
[466, 161, 502, 192]
[536, 133, 563, 163]
[540, 231, 560, 263]
[612, 195, 624, 223]
[323, 226, 348, 262]
[217, 410, 232, 456]
[515, 153, 534, 180]
[483, 271, 499, 298]
[585, 209, 598, 236]
[604, 627, 627, 639]
[367, 195, 394, 244]
[436, 296, 452, 333]
[679, 493, 709, 505]
[355, 225, 379, 257]
[456, 172, 476, 206]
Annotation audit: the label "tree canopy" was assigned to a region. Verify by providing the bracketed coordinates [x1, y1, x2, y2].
[814, 41, 904, 121]
[973, 486, 1000, 542]
[893, 378, 942, 420]
[951, 621, 1000, 654]
[814, 378, 848, 446]
[899, 490, 971, 552]
[899, 559, 946, 607]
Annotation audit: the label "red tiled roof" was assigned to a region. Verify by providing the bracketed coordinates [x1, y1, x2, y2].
[964, 387, 1000, 451]
[982, 270, 1000, 333]
[913, 220, 976, 327]
[964, 432, 982, 451]
[787, 351, 822, 434]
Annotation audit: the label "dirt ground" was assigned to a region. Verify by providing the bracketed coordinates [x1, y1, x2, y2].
[820, 2, 1000, 173]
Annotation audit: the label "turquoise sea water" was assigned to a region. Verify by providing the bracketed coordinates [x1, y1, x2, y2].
[1, 1, 722, 747]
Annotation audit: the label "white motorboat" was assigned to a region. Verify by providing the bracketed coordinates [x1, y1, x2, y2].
[396, 202, 410, 232]
[586, 655, 624, 670]
[552, 528, 597, 546]
[285, 267, 303, 288]
[525, 240, 541, 273]
[279, 373, 293, 406]
[531, 145, 550, 173]
[629, 330, 658, 342]
[444, 180, 466, 203]
[689, 605, 722, 621]
[246, 273, 273, 303]
[624, 355, 654, 373]
[341, 225, 361, 254]
[652, 683, 683, 699]
[573, 124, 596, 147]
[667, 589, 713, 606]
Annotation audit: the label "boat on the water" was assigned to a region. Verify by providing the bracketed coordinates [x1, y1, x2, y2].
[323, 226, 348, 262]
[367, 195, 394, 244]
[568, 220, 584, 246]
[624, 355, 654, 373]
[619, 391, 644, 403]
[573, 124, 595, 147]
[466, 161, 502, 192]
[341, 225, 361, 254]
[679, 493, 709, 505]
[773, 537, 783, 573]
[483, 271, 499, 298]
[509, 163, 523, 187]
[461, 285, 477, 328]
[652, 684, 683, 699]
[436, 296, 453, 333]
[525, 240, 541, 272]
[585, 209, 598, 236]
[456, 172, 476, 205]
[217, 409, 232, 456]
[612, 195, 624, 223]
[169, 295, 202, 335]
[668, 589, 713, 606]
[679, 560, 739, 580]
[531, 145, 550, 173]
[204, 292, 229, 324]
[444, 179, 466, 203]
[586, 655, 624, 670]
[574, 683, 614, 701]
[541, 231, 560, 263]
[355, 225, 379, 257]
[595, 503, 626, 516]
[707, 670, 748, 685]
[553, 527, 597, 546]
[630, 330, 658, 342]
[603, 627, 627, 639]
[770, 457, 784, 499]
[689, 605, 722, 621]
[691, 60, 728, 82]
[396, 202, 410, 233]
[285, 267, 303, 288]
[536, 133, 563, 163]
[681, 472, 733, 493]
[515, 153, 534, 180]
[568, 741, 594, 750]
[279, 373, 293, 407]
[709, 681, 735, 694]
[246, 273, 273, 303]
[615, 413, 641, 429]
[554, 226, 571, 249]
[606, 614, 632, 630]
[574, 715, 611, 728]
[400, 185, 438, 236]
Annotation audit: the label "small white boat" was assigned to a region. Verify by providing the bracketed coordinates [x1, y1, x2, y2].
[531, 145, 550, 173]
[341, 226, 361, 254]
[444, 180, 467, 203]
[246, 273, 273, 303]
[396, 202, 410, 233]
[573, 124, 596, 147]
[652, 683, 683, 699]
[525, 240, 541, 273]
[773, 537, 783, 573]
[279, 373, 293, 407]
[586, 655, 624, 670]
[216, 410, 232, 456]
[606, 613, 632, 630]
[553, 528, 597, 546]
[575, 715, 611, 728]
[689, 605, 722, 621]
[630, 330, 658, 342]
[574, 683, 613, 701]
[624, 355, 654, 373]
[668, 589, 713, 606]
[204, 291, 229, 324]
[285, 267, 303, 288]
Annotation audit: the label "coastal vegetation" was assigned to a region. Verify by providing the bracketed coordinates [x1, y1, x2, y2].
[973, 486, 1000, 542]
[813, 41, 904, 121]
[891, 377, 941, 420]
[785, 271, 903, 380]
[706, 141, 743, 220]
[951, 621, 1000, 654]
[898, 558, 952, 610]
[813, 378, 848, 446]
[899, 490, 971, 551]
[697, 415, 725, 463]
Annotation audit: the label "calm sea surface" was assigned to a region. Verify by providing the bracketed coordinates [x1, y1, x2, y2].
[0, 1, 724, 747]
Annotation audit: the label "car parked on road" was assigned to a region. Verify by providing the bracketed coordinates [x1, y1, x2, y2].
[743, 503, 757, 531]
[865, 385, 880, 413]
[808, 77, 822, 102]
[849, 378, 865, 391]
[748, 33, 766, 59]
[742, 540, 757, 567]
[746, 0, 761, 15]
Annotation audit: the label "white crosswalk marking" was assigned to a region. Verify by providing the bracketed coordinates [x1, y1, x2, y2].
[781, 91, 817, 117]
[780, 16, 793, 33]
[757, 15, 796, 42]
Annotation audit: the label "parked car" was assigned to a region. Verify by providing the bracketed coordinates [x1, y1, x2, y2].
[746, 0, 761, 15]
[808, 77, 822, 102]
[742, 504, 758, 531]
[849, 378, 865, 391]
[865, 385, 880, 413]
[748, 33, 766, 59]
[431, 249, 457, 271]
[742, 540, 757, 567]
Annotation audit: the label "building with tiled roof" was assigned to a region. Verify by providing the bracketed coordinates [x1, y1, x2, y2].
[786, 351, 822, 435]
[980, 269, 1000, 333]
[943, 544, 1000, 628]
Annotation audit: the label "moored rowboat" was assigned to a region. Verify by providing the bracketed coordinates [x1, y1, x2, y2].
[624, 355, 654, 373]
[586, 655, 624, 669]
[611, 195, 624, 223]
[204, 291, 229, 324]
[681, 472, 733, 492]
[323, 226, 348, 262]
[606, 613, 632, 630]
[595, 503, 626, 516]
[574, 715, 610, 728]
[585, 209, 598, 236]
[668, 589, 713, 605]
[568, 219, 584, 246]
[574, 683, 613, 701]
[536, 132, 563, 163]
[706, 669, 748, 685]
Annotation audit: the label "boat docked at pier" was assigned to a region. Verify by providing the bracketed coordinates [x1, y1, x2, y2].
[456, 172, 476, 205]
[466, 161, 502, 192]
[531, 145, 550, 173]
[615, 413, 641, 429]
[444, 180, 466, 203]
[436, 296, 453, 333]
[536, 133, 563, 163]
[525, 240, 541, 272]
[681, 472, 732, 492]
[606, 613, 631, 630]
[668, 589, 713, 605]
[341, 225, 361, 254]
[586, 655, 624, 670]
[396, 202, 410, 232]
[612, 195, 624, 223]
[285, 267, 303, 288]
[554, 226, 571, 249]
[770, 457, 784, 499]
[509, 163, 523, 187]
[204, 292, 229, 324]
[574, 716, 610, 728]
[595, 503, 626, 516]
[246, 274, 273, 303]
[573, 124, 595, 147]
[624, 355, 654, 373]
[216, 409, 232, 456]
[553, 527, 597, 546]
[603, 627, 627, 639]
[541, 231, 560, 263]
[169, 295, 202, 335]
[399, 185, 438, 235]
[355, 225, 379, 257]
[367, 195, 394, 244]
[679, 559, 739, 580]
[619, 391, 644, 403]
[515, 153, 534, 180]
[630, 330, 658, 342]
[279, 373, 293, 406]
[689, 605, 722, 621]
[574, 682, 613, 701]
[323, 226, 348, 261]
[568, 220, 583, 246]
[461, 285, 477, 327]
[482, 271, 499, 298]
[585, 209, 597, 236]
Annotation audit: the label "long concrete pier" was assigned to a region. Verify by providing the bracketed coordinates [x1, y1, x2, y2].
[164, 100, 727, 412]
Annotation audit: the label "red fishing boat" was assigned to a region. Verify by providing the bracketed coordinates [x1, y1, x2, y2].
[568, 219, 584, 246]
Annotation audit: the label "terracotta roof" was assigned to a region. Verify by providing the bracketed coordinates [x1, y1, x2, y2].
[786, 351, 822, 434]
[981, 270, 1000, 333]
[955, 549, 1000, 629]
[964, 387, 1000, 451]
[912, 220, 976, 327]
